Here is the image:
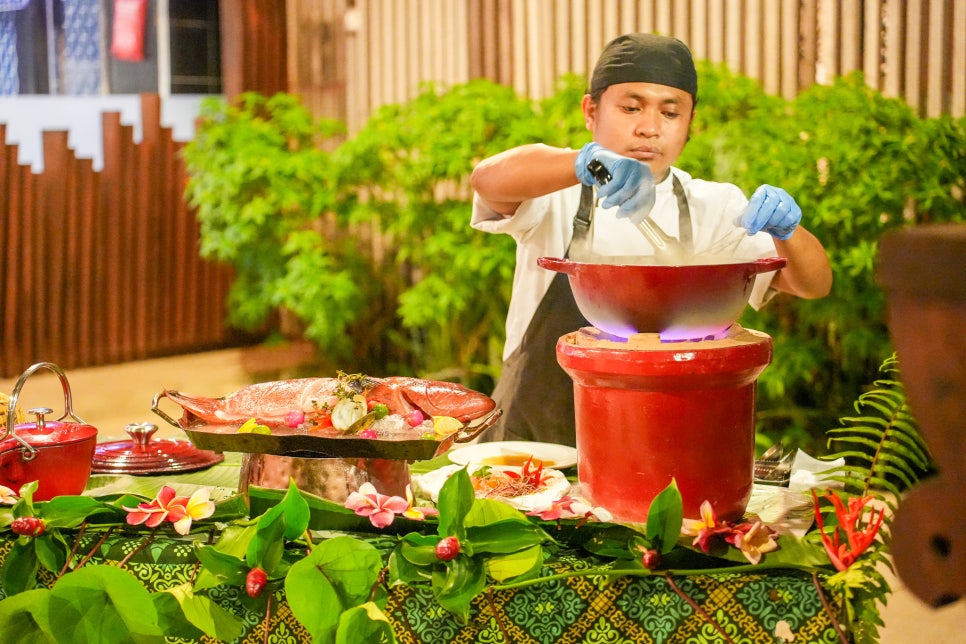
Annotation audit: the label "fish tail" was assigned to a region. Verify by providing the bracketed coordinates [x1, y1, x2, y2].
[155, 389, 223, 427]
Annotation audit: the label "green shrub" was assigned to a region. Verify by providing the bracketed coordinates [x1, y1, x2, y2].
[183, 70, 965, 453]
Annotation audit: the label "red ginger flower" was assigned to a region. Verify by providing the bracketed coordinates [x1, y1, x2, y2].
[812, 489, 885, 571]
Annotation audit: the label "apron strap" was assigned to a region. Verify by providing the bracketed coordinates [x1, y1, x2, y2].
[671, 173, 693, 253]
[569, 175, 692, 257]
[567, 184, 595, 259]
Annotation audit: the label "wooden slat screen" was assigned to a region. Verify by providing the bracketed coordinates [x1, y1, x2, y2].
[330, 0, 964, 133]
[0, 95, 237, 378]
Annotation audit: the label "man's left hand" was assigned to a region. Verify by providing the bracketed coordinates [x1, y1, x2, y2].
[738, 185, 802, 240]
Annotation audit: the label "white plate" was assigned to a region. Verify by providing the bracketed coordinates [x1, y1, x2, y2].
[447, 441, 578, 469]
[412, 464, 572, 512]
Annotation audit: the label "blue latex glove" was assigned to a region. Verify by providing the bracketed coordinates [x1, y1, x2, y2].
[574, 142, 655, 218]
[737, 185, 802, 240]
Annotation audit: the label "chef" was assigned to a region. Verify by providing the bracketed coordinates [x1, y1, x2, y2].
[469, 33, 832, 447]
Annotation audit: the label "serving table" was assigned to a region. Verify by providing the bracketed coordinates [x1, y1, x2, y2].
[0, 454, 846, 643]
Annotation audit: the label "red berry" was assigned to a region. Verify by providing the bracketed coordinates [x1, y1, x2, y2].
[641, 549, 661, 570]
[435, 536, 461, 561]
[246, 567, 268, 598]
[284, 410, 305, 427]
[406, 409, 425, 427]
[11, 516, 46, 537]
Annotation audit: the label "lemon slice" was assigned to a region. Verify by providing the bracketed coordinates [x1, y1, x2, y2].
[433, 415, 462, 437]
[238, 418, 271, 435]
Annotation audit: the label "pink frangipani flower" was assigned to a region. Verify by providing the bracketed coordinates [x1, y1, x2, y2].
[681, 500, 732, 553]
[122, 485, 215, 534]
[401, 484, 438, 521]
[0, 484, 18, 505]
[725, 520, 778, 564]
[171, 488, 216, 535]
[527, 495, 610, 522]
[123, 485, 183, 528]
[345, 482, 411, 528]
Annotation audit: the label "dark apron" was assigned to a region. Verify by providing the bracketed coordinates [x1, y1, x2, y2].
[484, 176, 692, 447]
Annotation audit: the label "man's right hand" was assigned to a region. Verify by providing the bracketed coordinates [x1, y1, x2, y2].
[574, 142, 655, 217]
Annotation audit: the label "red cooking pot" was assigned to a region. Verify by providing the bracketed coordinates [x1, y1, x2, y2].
[537, 256, 787, 341]
[1, 363, 97, 501]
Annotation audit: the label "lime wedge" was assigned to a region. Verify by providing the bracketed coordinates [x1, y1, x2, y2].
[238, 418, 271, 435]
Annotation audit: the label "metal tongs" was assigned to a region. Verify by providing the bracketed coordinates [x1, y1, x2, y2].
[753, 443, 794, 486]
[587, 160, 687, 264]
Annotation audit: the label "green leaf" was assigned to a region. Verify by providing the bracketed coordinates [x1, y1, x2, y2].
[437, 467, 474, 540]
[247, 509, 286, 572]
[465, 520, 550, 554]
[38, 496, 110, 528]
[33, 533, 68, 575]
[578, 523, 648, 558]
[191, 522, 258, 591]
[208, 493, 251, 523]
[431, 556, 485, 623]
[387, 546, 432, 585]
[17, 481, 38, 509]
[211, 522, 258, 558]
[193, 542, 247, 586]
[248, 485, 392, 534]
[645, 480, 684, 554]
[47, 564, 163, 643]
[0, 588, 57, 643]
[397, 533, 440, 566]
[0, 539, 39, 596]
[163, 583, 245, 642]
[336, 602, 396, 644]
[151, 589, 206, 640]
[463, 497, 527, 526]
[485, 544, 544, 582]
[257, 479, 310, 541]
[285, 536, 385, 641]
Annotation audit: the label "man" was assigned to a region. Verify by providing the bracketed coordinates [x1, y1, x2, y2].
[470, 33, 832, 447]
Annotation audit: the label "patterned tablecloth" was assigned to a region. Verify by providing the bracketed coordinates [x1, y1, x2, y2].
[0, 530, 842, 643]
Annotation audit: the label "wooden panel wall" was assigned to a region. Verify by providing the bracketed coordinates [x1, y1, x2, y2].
[219, 0, 289, 99]
[285, 0, 349, 129]
[0, 95, 238, 379]
[327, 0, 964, 133]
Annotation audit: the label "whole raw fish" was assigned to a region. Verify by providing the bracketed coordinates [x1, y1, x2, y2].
[154, 375, 496, 428]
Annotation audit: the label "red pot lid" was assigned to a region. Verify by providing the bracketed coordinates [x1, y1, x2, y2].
[92, 423, 223, 475]
[1, 420, 98, 451]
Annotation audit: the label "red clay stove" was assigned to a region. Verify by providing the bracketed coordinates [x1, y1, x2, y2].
[557, 325, 773, 523]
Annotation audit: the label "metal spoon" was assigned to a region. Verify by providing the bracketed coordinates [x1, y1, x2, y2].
[586, 160, 688, 264]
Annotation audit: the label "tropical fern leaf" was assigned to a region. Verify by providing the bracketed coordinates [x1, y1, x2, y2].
[824, 354, 934, 499]
[813, 354, 935, 644]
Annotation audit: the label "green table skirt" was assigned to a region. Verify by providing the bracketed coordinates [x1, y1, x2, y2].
[0, 533, 843, 644]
